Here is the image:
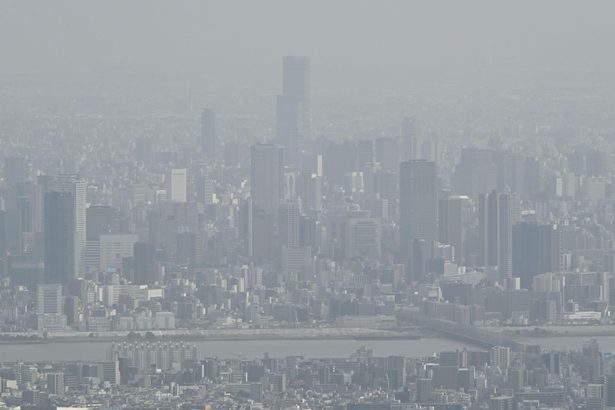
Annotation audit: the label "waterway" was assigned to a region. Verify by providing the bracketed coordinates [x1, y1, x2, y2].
[0, 338, 475, 362]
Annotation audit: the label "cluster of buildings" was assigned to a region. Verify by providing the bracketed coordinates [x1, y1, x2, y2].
[1, 54, 615, 409]
[0, 57, 614, 335]
[3, 341, 615, 409]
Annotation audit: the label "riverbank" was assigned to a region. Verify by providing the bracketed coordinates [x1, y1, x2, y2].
[480, 325, 615, 338]
[0, 327, 424, 344]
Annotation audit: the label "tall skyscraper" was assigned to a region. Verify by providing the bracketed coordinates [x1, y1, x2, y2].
[478, 191, 521, 280]
[250, 144, 283, 264]
[512, 222, 562, 289]
[52, 174, 86, 275]
[44, 191, 76, 284]
[169, 168, 187, 203]
[399, 160, 438, 259]
[296, 172, 322, 214]
[250, 144, 284, 217]
[278, 200, 301, 249]
[201, 109, 217, 158]
[133, 241, 157, 285]
[438, 195, 471, 264]
[276, 56, 310, 166]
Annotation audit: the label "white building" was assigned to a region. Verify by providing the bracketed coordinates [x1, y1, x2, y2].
[169, 168, 187, 203]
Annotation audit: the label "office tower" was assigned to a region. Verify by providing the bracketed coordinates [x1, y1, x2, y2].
[197, 173, 217, 205]
[52, 175, 86, 275]
[201, 109, 217, 158]
[283, 171, 297, 200]
[522, 157, 544, 200]
[438, 195, 471, 264]
[13, 181, 43, 234]
[44, 191, 76, 284]
[0, 208, 22, 258]
[455, 148, 498, 199]
[46, 372, 64, 395]
[250, 144, 284, 217]
[512, 222, 562, 289]
[478, 191, 520, 280]
[296, 172, 322, 214]
[276, 56, 310, 166]
[251, 207, 275, 264]
[278, 201, 301, 248]
[399, 160, 438, 259]
[99, 234, 138, 272]
[489, 346, 511, 369]
[169, 169, 187, 203]
[242, 197, 254, 257]
[63, 295, 80, 326]
[455, 148, 525, 199]
[133, 241, 157, 285]
[606, 374, 615, 407]
[416, 378, 433, 403]
[343, 214, 381, 261]
[356, 139, 374, 169]
[37, 284, 63, 314]
[86, 205, 119, 240]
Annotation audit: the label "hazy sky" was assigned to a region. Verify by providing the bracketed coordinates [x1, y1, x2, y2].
[1, 1, 614, 93]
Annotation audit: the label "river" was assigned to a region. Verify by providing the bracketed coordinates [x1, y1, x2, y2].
[0, 338, 474, 362]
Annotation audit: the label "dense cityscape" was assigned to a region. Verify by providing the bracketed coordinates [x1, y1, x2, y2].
[3, 1, 615, 409]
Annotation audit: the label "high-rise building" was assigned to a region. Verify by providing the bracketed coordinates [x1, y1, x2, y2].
[296, 172, 322, 214]
[606, 374, 615, 407]
[276, 56, 310, 166]
[86, 205, 119, 241]
[489, 346, 511, 369]
[169, 168, 187, 203]
[278, 200, 301, 249]
[479, 191, 520, 280]
[455, 148, 525, 200]
[46, 372, 64, 395]
[343, 214, 381, 261]
[99, 234, 138, 272]
[133, 241, 157, 285]
[52, 175, 86, 275]
[37, 284, 63, 314]
[250, 144, 284, 217]
[438, 195, 471, 265]
[512, 222, 562, 289]
[44, 191, 76, 284]
[399, 160, 438, 259]
[416, 378, 433, 403]
[201, 109, 217, 158]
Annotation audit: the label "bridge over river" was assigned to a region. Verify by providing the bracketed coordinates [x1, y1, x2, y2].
[396, 309, 535, 351]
